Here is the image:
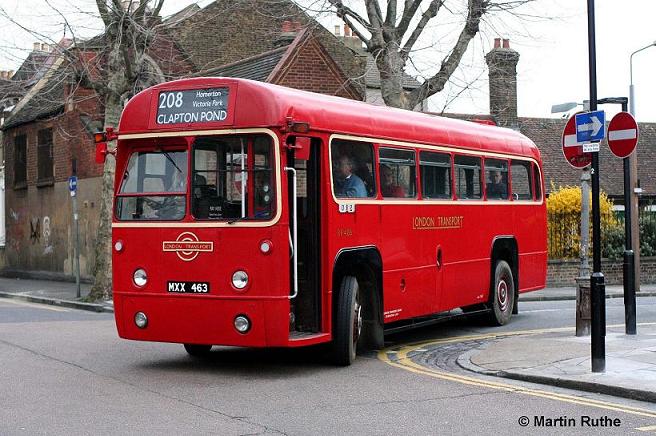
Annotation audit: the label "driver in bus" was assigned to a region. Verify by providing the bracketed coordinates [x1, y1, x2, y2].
[145, 167, 187, 219]
[487, 170, 507, 199]
[333, 155, 367, 198]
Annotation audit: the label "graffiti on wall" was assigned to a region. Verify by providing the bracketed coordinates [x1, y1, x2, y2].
[30, 217, 41, 244]
[8, 210, 54, 256]
[42, 217, 53, 255]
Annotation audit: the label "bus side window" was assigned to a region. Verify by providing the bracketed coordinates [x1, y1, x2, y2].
[420, 151, 452, 199]
[511, 160, 533, 200]
[533, 163, 543, 201]
[485, 158, 509, 200]
[331, 139, 375, 198]
[379, 147, 416, 198]
[454, 155, 482, 200]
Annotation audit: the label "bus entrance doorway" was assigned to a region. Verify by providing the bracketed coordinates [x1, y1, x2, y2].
[288, 138, 322, 334]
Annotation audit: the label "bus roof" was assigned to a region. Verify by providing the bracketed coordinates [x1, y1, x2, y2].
[119, 77, 540, 161]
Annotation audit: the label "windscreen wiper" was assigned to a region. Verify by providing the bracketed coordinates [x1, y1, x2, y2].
[162, 151, 182, 173]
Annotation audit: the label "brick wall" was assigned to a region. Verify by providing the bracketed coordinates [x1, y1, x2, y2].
[274, 38, 360, 100]
[547, 257, 656, 287]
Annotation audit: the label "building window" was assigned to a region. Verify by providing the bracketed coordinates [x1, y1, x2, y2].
[37, 128, 54, 185]
[14, 134, 27, 189]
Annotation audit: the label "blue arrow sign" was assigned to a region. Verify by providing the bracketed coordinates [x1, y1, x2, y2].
[68, 176, 78, 192]
[575, 110, 605, 143]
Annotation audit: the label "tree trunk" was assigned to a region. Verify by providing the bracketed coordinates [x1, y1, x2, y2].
[88, 93, 121, 300]
[375, 48, 409, 109]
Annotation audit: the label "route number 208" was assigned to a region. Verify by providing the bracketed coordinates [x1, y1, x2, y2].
[159, 92, 184, 109]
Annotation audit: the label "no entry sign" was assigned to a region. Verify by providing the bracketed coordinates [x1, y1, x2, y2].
[607, 112, 638, 158]
[562, 113, 592, 169]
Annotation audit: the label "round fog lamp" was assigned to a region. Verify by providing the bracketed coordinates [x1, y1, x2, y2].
[114, 240, 124, 252]
[232, 270, 249, 290]
[133, 268, 147, 287]
[234, 315, 251, 333]
[134, 312, 148, 329]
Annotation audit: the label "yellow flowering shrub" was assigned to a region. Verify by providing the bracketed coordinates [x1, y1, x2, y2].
[547, 183, 622, 258]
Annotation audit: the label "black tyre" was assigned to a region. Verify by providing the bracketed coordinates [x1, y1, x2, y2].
[488, 260, 515, 326]
[332, 275, 362, 366]
[183, 343, 212, 356]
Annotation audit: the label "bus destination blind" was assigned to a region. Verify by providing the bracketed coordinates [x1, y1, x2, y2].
[156, 88, 229, 125]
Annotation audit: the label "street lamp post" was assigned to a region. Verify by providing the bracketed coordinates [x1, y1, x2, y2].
[628, 41, 656, 296]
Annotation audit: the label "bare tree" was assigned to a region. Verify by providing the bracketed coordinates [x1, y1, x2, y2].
[81, 1, 165, 300]
[317, 0, 533, 109]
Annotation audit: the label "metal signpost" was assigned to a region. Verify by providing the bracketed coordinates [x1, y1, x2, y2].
[68, 176, 81, 299]
[587, 0, 605, 373]
[608, 111, 639, 335]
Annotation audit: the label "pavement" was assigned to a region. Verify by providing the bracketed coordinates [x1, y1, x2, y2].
[1, 276, 655, 402]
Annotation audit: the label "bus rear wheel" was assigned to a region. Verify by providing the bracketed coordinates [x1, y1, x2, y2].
[333, 275, 362, 366]
[184, 344, 212, 356]
[488, 260, 515, 326]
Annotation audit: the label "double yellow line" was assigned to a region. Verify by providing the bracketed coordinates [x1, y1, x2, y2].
[378, 324, 656, 419]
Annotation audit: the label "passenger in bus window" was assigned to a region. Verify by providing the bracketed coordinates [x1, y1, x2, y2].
[487, 170, 508, 199]
[333, 155, 367, 198]
[380, 164, 406, 198]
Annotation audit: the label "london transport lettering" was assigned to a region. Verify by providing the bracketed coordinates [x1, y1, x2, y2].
[412, 215, 464, 230]
[156, 88, 229, 125]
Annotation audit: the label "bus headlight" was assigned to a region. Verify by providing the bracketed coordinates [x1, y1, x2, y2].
[114, 240, 124, 252]
[234, 315, 251, 333]
[133, 268, 148, 287]
[231, 270, 249, 290]
[134, 312, 148, 329]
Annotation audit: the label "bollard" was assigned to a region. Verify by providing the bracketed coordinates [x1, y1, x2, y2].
[591, 272, 606, 372]
[624, 250, 636, 335]
[576, 276, 591, 336]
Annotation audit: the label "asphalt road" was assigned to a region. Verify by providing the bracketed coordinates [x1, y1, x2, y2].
[1, 296, 655, 435]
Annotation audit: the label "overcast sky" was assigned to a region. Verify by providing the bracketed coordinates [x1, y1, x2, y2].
[1, 0, 655, 122]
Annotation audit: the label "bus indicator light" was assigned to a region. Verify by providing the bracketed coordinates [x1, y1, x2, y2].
[259, 240, 272, 254]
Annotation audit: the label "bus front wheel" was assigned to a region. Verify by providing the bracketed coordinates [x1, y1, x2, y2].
[183, 344, 212, 356]
[488, 260, 515, 326]
[333, 275, 362, 366]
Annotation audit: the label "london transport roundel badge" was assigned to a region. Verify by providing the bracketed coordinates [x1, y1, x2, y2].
[162, 232, 214, 262]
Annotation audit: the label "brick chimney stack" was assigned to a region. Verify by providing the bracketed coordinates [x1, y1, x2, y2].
[485, 38, 519, 128]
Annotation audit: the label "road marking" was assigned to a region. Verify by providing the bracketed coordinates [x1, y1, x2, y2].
[379, 324, 656, 419]
[0, 298, 69, 312]
[636, 424, 656, 432]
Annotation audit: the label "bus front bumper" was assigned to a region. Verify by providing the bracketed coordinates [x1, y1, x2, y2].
[114, 292, 291, 347]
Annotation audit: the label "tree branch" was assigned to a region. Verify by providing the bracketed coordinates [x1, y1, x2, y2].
[385, 0, 397, 27]
[96, 0, 112, 27]
[400, 0, 445, 63]
[397, 0, 423, 37]
[408, 0, 486, 107]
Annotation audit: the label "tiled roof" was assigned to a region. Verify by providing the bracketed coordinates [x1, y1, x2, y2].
[364, 55, 421, 90]
[11, 51, 51, 85]
[2, 67, 67, 129]
[208, 47, 288, 82]
[167, 0, 365, 90]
